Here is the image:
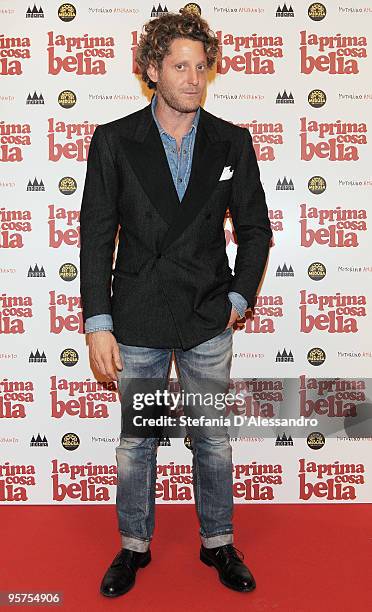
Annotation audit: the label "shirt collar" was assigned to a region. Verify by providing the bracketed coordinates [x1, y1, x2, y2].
[151, 92, 200, 136]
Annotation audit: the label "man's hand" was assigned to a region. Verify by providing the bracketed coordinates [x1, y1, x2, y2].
[87, 331, 123, 382]
[225, 306, 241, 330]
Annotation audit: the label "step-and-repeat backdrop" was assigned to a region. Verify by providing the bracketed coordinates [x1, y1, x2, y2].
[1, 1, 372, 504]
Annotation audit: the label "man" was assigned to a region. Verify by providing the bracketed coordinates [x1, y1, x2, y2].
[79, 10, 272, 597]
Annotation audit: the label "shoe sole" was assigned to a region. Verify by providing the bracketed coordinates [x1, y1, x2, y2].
[200, 551, 256, 593]
[100, 554, 151, 598]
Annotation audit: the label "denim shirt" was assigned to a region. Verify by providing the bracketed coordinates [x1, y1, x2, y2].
[84, 94, 247, 333]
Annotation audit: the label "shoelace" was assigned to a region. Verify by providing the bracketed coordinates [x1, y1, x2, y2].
[216, 544, 245, 563]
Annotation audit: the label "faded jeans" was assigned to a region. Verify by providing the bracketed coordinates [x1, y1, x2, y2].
[115, 327, 234, 552]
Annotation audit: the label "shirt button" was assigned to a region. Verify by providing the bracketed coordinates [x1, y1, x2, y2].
[183, 149, 187, 154]
[178, 178, 182, 182]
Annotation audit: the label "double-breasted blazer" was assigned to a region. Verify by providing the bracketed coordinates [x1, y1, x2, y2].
[79, 100, 273, 350]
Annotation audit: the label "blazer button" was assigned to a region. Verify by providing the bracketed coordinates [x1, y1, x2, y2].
[156, 253, 162, 259]
[205, 213, 211, 219]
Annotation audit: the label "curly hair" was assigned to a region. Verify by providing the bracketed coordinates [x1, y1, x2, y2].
[135, 11, 219, 90]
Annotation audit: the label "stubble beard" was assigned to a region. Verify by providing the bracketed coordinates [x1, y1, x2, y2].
[156, 79, 200, 115]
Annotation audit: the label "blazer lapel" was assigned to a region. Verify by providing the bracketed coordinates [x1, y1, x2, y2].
[119, 104, 180, 226]
[118, 101, 231, 250]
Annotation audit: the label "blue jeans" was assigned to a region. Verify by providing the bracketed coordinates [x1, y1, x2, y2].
[115, 327, 234, 552]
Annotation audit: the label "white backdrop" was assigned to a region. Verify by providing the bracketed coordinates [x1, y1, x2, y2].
[1, 1, 371, 504]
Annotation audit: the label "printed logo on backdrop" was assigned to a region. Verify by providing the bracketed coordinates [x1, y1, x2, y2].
[184, 435, 192, 450]
[235, 295, 284, 334]
[50, 376, 119, 418]
[0, 35, 31, 75]
[300, 202, 368, 247]
[300, 30, 368, 74]
[182, 3, 201, 16]
[268, 209, 283, 233]
[49, 208, 80, 247]
[156, 463, 193, 500]
[51, 460, 117, 501]
[307, 431, 325, 449]
[299, 458, 365, 500]
[58, 3, 76, 22]
[276, 263, 294, 276]
[27, 177, 45, 191]
[276, 90, 294, 104]
[59, 264, 78, 281]
[158, 435, 171, 447]
[308, 3, 326, 21]
[61, 432, 80, 451]
[300, 290, 367, 333]
[26, 91, 44, 105]
[308, 89, 326, 108]
[308, 262, 326, 281]
[0, 123, 31, 162]
[276, 4, 294, 17]
[0, 378, 35, 419]
[300, 376, 365, 419]
[0, 293, 33, 334]
[47, 119, 97, 162]
[216, 30, 284, 75]
[58, 177, 77, 195]
[50, 290, 82, 334]
[275, 433, 293, 446]
[308, 175, 326, 194]
[233, 463, 283, 500]
[28, 264, 45, 277]
[151, 4, 169, 17]
[0, 462, 36, 501]
[236, 120, 284, 161]
[30, 433, 48, 447]
[60, 348, 79, 366]
[26, 5, 44, 19]
[58, 90, 76, 109]
[230, 436, 264, 444]
[300, 118, 368, 161]
[307, 347, 326, 366]
[47, 31, 115, 75]
[224, 378, 283, 419]
[276, 177, 294, 190]
[276, 348, 294, 362]
[29, 349, 46, 363]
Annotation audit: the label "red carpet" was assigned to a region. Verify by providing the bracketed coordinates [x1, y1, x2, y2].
[1, 504, 371, 611]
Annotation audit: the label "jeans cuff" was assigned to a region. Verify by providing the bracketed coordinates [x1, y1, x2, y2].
[201, 532, 233, 548]
[120, 533, 151, 552]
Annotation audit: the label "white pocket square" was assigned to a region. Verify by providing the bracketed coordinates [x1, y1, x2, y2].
[219, 166, 234, 181]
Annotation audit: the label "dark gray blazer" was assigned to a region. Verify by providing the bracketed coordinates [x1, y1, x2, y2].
[79, 101, 273, 350]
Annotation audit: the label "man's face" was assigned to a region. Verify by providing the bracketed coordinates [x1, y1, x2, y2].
[147, 37, 208, 113]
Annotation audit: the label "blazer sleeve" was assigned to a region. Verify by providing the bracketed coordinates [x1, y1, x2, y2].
[228, 128, 273, 312]
[79, 125, 120, 323]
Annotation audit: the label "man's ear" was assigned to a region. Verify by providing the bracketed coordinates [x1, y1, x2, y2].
[146, 62, 159, 85]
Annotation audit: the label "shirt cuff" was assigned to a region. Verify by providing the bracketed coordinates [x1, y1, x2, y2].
[228, 291, 248, 319]
[84, 313, 113, 334]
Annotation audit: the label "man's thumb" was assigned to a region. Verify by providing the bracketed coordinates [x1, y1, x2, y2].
[113, 344, 123, 370]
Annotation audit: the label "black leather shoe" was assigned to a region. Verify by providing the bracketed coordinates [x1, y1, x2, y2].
[100, 548, 151, 597]
[200, 544, 256, 592]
